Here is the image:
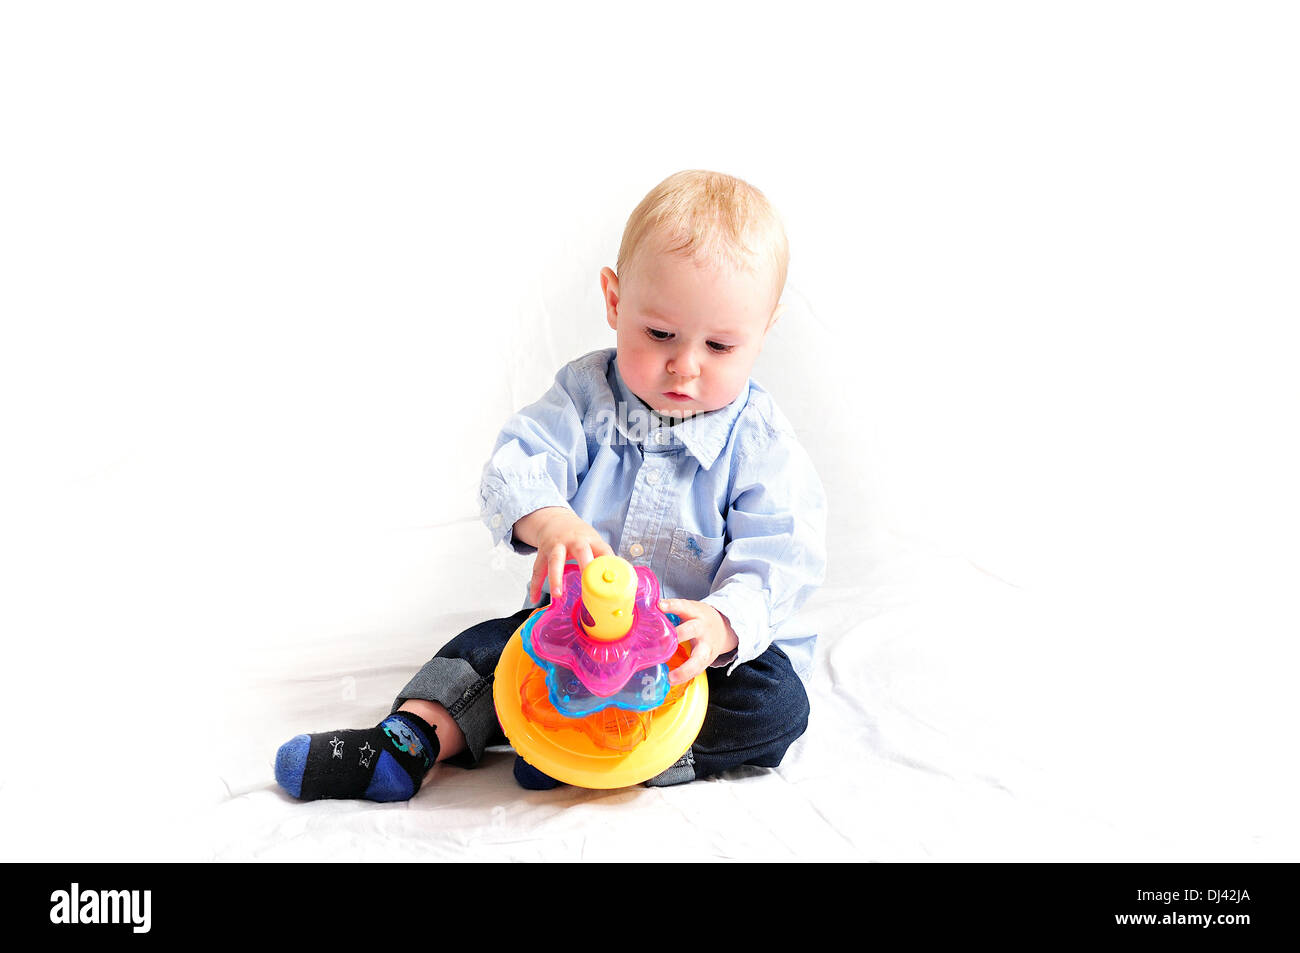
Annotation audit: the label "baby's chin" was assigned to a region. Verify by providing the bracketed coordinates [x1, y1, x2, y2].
[651, 389, 747, 418]
[650, 398, 730, 418]
[631, 385, 741, 417]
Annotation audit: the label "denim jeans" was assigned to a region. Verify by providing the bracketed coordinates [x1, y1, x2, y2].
[391, 606, 811, 785]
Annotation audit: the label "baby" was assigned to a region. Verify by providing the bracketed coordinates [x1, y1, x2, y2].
[275, 170, 828, 799]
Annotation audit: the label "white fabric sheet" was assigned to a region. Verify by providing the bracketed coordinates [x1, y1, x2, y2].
[3, 7, 1296, 862]
[197, 297, 1296, 862]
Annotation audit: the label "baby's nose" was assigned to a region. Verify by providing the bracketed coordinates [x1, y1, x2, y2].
[669, 350, 700, 378]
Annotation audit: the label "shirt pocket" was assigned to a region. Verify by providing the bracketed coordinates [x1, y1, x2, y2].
[664, 528, 726, 601]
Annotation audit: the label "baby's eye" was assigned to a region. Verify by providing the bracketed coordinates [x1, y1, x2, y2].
[646, 328, 673, 342]
[707, 341, 734, 353]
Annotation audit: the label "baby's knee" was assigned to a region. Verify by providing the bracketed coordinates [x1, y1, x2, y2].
[769, 675, 810, 747]
[747, 648, 810, 718]
[709, 649, 809, 737]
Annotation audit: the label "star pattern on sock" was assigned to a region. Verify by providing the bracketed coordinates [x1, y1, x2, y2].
[275, 711, 440, 803]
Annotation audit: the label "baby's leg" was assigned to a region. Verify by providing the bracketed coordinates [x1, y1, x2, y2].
[644, 644, 811, 787]
[390, 607, 561, 789]
[274, 607, 534, 802]
[274, 708, 442, 802]
[397, 698, 466, 762]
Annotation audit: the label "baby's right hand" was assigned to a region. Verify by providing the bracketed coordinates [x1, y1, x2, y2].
[513, 506, 614, 604]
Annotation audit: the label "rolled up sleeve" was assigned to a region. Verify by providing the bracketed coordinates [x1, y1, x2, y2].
[701, 432, 828, 673]
[478, 365, 591, 554]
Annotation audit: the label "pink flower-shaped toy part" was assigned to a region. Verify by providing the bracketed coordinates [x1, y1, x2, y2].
[529, 562, 678, 697]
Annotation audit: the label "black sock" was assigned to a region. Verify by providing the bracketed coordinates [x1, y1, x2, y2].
[274, 710, 440, 802]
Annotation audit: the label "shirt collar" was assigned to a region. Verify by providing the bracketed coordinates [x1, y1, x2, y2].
[607, 351, 748, 470]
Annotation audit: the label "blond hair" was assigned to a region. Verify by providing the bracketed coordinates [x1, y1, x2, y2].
[616, 170, 789, 304]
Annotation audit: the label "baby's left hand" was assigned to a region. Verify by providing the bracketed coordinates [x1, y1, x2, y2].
[659, 598, 739, 686]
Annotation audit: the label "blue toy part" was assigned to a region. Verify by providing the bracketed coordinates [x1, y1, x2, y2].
[521, 610, 671, 716]
[539, 658, 671, 718]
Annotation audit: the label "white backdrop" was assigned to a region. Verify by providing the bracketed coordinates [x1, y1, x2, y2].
[2, 1, 1297, 860]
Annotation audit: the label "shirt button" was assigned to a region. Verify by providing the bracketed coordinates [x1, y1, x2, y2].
[490, 514, 503, 528]
[628, 543, 644, 558]
[645, 470, 661, 485]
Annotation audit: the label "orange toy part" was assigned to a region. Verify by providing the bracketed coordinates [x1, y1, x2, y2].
[519, 643, 692, 752]
[493, 610, 709, 789]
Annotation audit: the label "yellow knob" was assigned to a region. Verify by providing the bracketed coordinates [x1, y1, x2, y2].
[580, 555, 638, 642]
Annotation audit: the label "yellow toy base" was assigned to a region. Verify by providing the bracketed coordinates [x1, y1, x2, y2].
[493, 613, 708, 789]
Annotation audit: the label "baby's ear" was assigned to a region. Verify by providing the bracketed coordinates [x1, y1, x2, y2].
[767, 302, 787, 331]
[600, 266, 620, 330]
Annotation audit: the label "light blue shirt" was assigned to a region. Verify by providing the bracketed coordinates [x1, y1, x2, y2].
[478, 348, 827, 682]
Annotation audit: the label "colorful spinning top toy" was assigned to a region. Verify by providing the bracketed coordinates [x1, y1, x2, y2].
[493, 555, 708, 788]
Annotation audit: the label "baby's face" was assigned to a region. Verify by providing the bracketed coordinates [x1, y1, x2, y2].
[601, 243, 779, 418]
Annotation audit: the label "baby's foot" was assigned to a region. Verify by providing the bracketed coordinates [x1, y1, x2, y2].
[275, 711, 439, 802]
[512, 755, 561, 790]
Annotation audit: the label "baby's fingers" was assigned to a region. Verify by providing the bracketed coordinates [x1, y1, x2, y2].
[668, 639, 711, 686]
[658, 597, 701, 623]
[575, 536, 614, 570]
[547, 545, 568, 599]
[528, 555, 548, 603]
[670, 617, 700, 644]
[529, 545, 566, 603]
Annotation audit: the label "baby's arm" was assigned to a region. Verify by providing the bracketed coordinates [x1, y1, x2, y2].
[695, 429, 828, 674]
[479, 361, 611, 601]
[659, 596, 739, 686]
[513, 506, 613, 604]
